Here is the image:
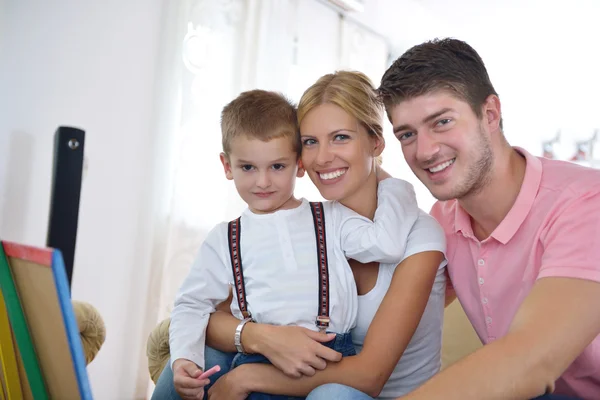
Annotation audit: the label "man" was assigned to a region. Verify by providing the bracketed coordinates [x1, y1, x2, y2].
[378, 38, 600, 400]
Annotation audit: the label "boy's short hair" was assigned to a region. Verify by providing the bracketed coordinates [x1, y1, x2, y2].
[378, 38, 503, 129]
[221, 89, 300, 156]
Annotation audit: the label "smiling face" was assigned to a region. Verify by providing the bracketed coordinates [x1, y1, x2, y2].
[389, 91, 494, 201]
[220, 135, 303, 214]
[299, 102, 383, 202]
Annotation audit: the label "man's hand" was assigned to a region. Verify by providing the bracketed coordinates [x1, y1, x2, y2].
[207, 368, 251, 400]
[173, 358, 211, 400]
[376, 166, 392, 182]
[247, 324, 342, 378]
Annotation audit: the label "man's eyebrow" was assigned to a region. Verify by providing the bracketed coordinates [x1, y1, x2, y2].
[393, 108, 454, 134]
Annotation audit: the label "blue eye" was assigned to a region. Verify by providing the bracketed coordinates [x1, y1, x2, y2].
[334, 134, 350, 141]
[241, 165, 255, 171]
[398, 132, 414, 141]
[437, 118, 451, 126]
[302, 138, 317, 146]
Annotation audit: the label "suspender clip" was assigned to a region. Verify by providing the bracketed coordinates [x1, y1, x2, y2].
[315, 316, 330, 332]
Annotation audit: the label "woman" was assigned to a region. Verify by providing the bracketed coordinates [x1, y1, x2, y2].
[153, 71, 447, 399]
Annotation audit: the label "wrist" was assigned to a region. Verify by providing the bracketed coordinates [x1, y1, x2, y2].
[241, 321, 266, 354]
[233, 364, 256, 391]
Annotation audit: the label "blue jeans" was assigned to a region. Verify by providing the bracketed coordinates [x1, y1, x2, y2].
[151, 332, 355, 400]
[234, 332, 355, 400]
[306, 383, 373, 399]
[306, 384, 580, 400]
[151, 346, 234, 400]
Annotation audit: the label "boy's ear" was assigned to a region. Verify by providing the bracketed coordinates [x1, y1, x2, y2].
[296, 158, 305, 178]
[220, 152, 234, 180]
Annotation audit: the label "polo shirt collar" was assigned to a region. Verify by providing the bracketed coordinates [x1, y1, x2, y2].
[453, 147, 542, 244]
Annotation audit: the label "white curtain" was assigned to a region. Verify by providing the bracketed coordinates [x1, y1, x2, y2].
[151, 0, 299, 334]
[339, 16, 437, 212]
[144, 1, 398, 395]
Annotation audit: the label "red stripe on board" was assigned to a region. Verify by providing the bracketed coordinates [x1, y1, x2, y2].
[1, 241, 52, 266]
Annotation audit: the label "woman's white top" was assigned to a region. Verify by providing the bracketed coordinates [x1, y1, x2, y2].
[351, 211, 447, 399]
[169, 178, 420, 369]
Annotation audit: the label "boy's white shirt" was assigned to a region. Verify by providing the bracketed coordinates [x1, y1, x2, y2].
[169, 178, 418, 369]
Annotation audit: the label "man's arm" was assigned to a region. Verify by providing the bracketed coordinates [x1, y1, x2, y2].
[404, 189, 600, 399]
[400, 277, 600, 399]
[444, 269, 457, 307]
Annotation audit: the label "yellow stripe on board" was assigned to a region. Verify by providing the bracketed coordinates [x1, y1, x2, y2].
[0, 290, 23, 400]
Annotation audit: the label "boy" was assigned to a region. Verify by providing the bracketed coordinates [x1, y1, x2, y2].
[169, 89, 418, 399]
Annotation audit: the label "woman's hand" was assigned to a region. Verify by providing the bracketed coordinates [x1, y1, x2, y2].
[207, 368, 250, 400]
[245, 324, 343, 378]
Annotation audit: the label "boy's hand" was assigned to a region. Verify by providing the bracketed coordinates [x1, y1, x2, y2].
[376, 166, 392, 182]
[173, 358, 210, 399]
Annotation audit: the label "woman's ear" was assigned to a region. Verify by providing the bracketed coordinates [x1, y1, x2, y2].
[373, 134, 385, 157]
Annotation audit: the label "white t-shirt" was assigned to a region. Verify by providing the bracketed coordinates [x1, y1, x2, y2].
[169, 178, 419, 369]
[352, 211, 447, 399]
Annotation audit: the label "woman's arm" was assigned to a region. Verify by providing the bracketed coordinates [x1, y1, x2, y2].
[212, 251, 443, 398]
[205, 293, 342, 377]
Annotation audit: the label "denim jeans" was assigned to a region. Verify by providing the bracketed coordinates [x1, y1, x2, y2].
[151, 332, 355, 400]
[306, 383, 374, 400]
[306, 383, 581, 400]
[151, 346, 234, 400]
[234, 332, 355, 400]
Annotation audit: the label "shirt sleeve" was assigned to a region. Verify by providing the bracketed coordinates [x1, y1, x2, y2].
[336, 178, 420, 263]
[430, 201, 453, 294]
[169, 223, 232, 370]
[537, 189, 600, 282]
[404, 209, 447, 260]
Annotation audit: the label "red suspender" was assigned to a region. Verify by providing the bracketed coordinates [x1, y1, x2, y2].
[227, 202, 330, 331]
[310, 202, 330, 332]
[228, 217, 251, 319]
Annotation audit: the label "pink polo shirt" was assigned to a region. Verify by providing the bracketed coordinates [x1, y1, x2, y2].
[431, 147, 600, 399]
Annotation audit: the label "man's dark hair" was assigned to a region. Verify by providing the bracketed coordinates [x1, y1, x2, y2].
[378, 38, 502, 128]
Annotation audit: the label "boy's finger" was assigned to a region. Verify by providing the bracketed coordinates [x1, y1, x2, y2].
[181, 363, 202, 378]
[176, 375, 206, 389]
[198, 365, 221, 380]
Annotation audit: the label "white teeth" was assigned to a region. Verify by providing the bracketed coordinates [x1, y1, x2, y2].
[429, 159, 455, 173]
[319, 169, 346, 180]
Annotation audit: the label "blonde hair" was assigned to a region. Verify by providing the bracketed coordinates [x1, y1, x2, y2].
[221, 89, 300, 156]
[298, 71, 384, 165]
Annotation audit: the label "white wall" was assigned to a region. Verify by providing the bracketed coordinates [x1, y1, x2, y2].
[2, 1, 598, 398]
[412, 0, 600, 159]
[347, 0, 600, 211]
[0, 1, 165, 398]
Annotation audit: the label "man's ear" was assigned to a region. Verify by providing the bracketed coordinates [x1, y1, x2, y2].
[483, 94, 502, 133]
[296, 158, 305, 178]
[220, 152, 234, 180]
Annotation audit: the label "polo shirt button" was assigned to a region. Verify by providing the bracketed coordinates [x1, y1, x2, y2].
[482, 298, 488, 304]
[479, 277, 484, 285]
[486, 317, 492, 325]
[478, 259, 485, 266]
